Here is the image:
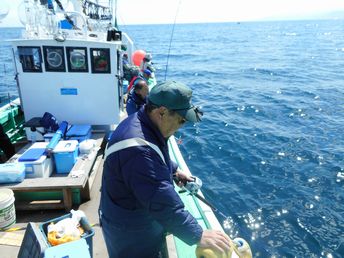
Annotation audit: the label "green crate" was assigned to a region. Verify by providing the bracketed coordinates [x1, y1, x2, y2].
[0, 111, 9, 125]
[15, 189, 81, 205]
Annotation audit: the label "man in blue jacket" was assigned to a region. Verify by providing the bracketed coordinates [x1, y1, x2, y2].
[126, 80, 149, 115]
[100, 81, 230, 258]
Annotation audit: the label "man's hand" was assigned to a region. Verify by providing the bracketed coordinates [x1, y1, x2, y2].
[173, 169, 194, 187]
[198, 229, 231, 254]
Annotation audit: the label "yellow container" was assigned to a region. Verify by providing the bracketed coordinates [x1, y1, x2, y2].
[195, 237, 252, 258]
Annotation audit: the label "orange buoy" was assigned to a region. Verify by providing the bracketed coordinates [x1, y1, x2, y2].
[132, 50, 146, 66]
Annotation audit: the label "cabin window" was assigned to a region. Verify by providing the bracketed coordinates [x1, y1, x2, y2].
[43, 46, 66, 72]
[66, 47, 88, 72]
[90, 48, 111, 73]
[18, 46, 43, 72]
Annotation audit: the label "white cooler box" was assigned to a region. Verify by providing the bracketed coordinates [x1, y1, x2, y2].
[17, 142, 53, 178]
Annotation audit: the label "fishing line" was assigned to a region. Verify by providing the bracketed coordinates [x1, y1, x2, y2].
[164, 0, 182, 81]
[114, 1, 143, 52]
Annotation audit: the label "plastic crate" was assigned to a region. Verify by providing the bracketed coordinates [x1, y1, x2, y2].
[0, 163, 25, 183]
[17, 142, 53, 178]
[39, 213, 95, 257]
[18, 222, 49, 258]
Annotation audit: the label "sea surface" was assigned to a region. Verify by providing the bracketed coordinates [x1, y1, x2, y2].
[1, 20, 344, 257]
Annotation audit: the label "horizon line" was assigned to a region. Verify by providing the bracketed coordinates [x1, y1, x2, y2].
[0, 17, 342, 29]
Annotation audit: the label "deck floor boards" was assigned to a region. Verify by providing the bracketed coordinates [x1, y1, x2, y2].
[0, 134, 108, 258]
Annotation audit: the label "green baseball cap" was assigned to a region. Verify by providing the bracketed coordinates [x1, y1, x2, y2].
[148, 80, 203, 122]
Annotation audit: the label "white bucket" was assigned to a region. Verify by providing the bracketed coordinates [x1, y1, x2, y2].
[0, 189, 16, 230]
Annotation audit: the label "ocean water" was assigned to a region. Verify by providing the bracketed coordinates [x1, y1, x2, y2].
[1, 20, 344, 257]
[0, 28, 21, 103]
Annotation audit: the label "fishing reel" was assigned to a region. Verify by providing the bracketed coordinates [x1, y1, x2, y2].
[184, 176, 203, 194]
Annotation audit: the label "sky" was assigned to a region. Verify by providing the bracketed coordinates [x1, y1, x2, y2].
[1, 0, 344, 27]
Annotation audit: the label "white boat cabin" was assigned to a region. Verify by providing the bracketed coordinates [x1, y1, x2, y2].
[8, 0, 134, 127]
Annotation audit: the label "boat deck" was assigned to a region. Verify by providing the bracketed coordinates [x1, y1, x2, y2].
[0, 133, 105, 211]
[0, 134, 108, 257]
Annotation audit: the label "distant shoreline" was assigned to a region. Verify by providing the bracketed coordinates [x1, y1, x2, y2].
[0, 17, 343, 29]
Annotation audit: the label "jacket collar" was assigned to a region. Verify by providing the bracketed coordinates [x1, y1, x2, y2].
[137, 106, 167, 147]
[130, 91, 146, 105]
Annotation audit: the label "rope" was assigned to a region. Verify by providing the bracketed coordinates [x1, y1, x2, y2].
[164, 0, 182, 81]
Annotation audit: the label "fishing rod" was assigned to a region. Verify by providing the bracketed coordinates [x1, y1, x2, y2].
[164, 0, 182, 81]
[180, 176, 228, 219]
[193, 191, 229, 220]
[182, 176, 253, 257]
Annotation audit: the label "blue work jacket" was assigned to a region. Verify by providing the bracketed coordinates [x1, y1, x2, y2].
[126, 90, 146, 115]
[100, 107, 203, 246]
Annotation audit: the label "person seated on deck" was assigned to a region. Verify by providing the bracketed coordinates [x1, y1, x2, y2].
[99, 81, 231, 258]
[122, 53, 129, 67]
[146, 62, 156, 73]
[0, 124, 15, 163]
[126, 80, 149, 115]
[127, 68, 152, 93]
[122, 53, 133, 81]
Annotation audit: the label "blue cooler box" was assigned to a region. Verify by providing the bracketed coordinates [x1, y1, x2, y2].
[66, 125, 91, 142]
[0, 163, 26, 183]
[52, 140, 78, 174]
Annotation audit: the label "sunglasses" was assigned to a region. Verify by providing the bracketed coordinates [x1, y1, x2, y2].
[171, 106, 203, 123]
[194, 106, 203, 122]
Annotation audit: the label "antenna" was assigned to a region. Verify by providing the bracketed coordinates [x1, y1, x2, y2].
[114, 0, 118, 28]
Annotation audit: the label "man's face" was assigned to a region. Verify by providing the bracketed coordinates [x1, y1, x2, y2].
[160, 109, 186, 138]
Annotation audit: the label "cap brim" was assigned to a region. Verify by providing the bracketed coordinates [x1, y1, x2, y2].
[176, 106, 202, 123]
